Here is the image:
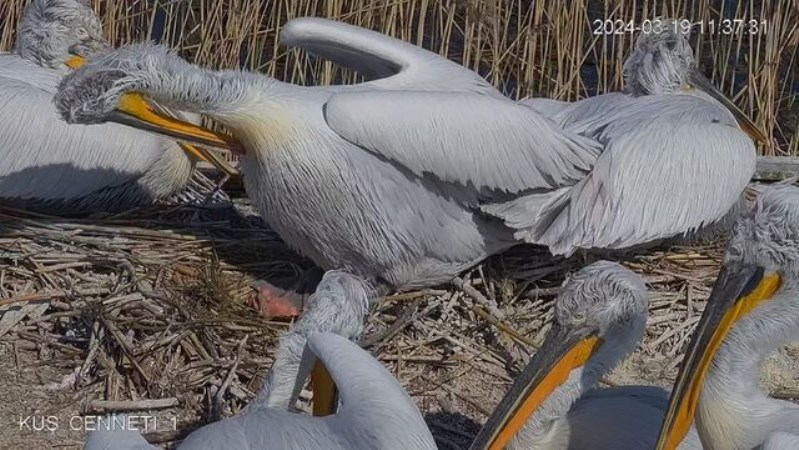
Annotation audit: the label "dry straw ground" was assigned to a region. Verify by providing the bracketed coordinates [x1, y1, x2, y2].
[0, 1, 798, 449]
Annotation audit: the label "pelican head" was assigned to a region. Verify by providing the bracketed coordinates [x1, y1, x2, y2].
[624, 19, 694, 96]
[471, 261, 649, 449]
[623, 19, 767, 142]
[55, 43, 245, 153]
[14, 0, 109, 70]
[656, 185, 799, 449]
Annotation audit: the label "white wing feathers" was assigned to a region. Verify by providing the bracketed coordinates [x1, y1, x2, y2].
[324, 91, 601, 194]
[0, 54, 169, 201]
[280, 17, 501, 96]
[519, 94, 631, 130]
[522, 94, 756, 255]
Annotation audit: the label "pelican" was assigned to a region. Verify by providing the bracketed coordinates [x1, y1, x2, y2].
[53, 20, 762, 302]
[470, 260, 701, 450]
[53, 24, 598, 304]
[85, 271, 437, 449]
[761, 433, 799, 450]
[655, 185, 799, 450]
[0, 0, 232, 211]
[507, 22, 764, 253]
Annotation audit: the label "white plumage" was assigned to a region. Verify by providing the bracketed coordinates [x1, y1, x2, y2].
[507, 25, 759, 255]
[0, 0, 197, 211]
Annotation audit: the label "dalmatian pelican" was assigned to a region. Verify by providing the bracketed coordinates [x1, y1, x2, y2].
[656, 185, 799, 450]
[506, 21, 765, 254]
[84, 271, 437, 449]
[52, 19, 763, 308]
[761, 433, 799, 450]
[52, 21, 596, 306]
[470, 261, 702, 449]
[0, 0, 232, 211]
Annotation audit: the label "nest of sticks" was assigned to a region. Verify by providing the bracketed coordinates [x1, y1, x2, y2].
[1, 177, 797, 449]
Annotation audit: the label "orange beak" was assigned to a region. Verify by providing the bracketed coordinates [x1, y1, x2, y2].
[470, 324, 602, 449]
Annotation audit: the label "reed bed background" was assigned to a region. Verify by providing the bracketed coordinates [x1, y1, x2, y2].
[0, 0, 797, 153]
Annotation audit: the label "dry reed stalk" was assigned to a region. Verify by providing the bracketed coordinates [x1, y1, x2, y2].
[0, 0, 796, 152]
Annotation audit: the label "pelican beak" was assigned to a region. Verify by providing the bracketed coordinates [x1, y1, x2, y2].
[65, 54, 87, 69]
[687, 72, 769, 143]
[176, 142, 241, 179]
[105, 93, 245, 154]
[310, 360, 338, 416]
[470, 324, 602, 450]
[654, 265, 781, 450]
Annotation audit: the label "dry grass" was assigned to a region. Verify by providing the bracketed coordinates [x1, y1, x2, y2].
[1, 193, 798, 449]
[0, 0, 796, 154]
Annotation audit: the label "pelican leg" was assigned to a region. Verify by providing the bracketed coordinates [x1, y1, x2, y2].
[248, 268, 325, 321]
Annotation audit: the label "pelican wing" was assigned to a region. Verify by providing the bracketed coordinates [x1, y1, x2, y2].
[290, 332, 437, 449]
[324, 90, 601, 194]
[762, 433, 799, 450]
[528, 93, 756, 255]
[84, 415, 157, 450]
[281, 17, 500, 95]
[518, 97, 572, 121]
[0, 54, 167, 201]
[521, 93, 630, 129]
[0, 51, 60, 91]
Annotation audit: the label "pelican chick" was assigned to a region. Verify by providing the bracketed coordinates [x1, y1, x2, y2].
[656, 185, 799, 450]
[53, 39, 600, 307]
[86, 271, 436, 449]
[471, 261, 701, 450]
[0, 0, 230, 212]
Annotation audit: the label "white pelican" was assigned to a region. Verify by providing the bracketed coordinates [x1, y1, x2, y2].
[655, 185, 799, 450]
[53, 39, 598, 302]
[0, 0, 230, 211]
[470, 260, 701, 450]
[85, 271, 437, 449]
[761, 433, 799, 450]
[503, 22, 766, 255]
[52, 21, 762, 302]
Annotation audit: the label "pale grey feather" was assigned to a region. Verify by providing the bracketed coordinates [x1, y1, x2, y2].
[518, 98, 572, 119]
[519, 93, 631, 131]
[281, 17, 502, 97]
[13, 0, 107, 70]
[324, 90, 601, 193]
[0, 0, 200, 212]
[490, 93, 756, 254]
[83, 414, 157, 450]
[758, 432, 799, 450]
